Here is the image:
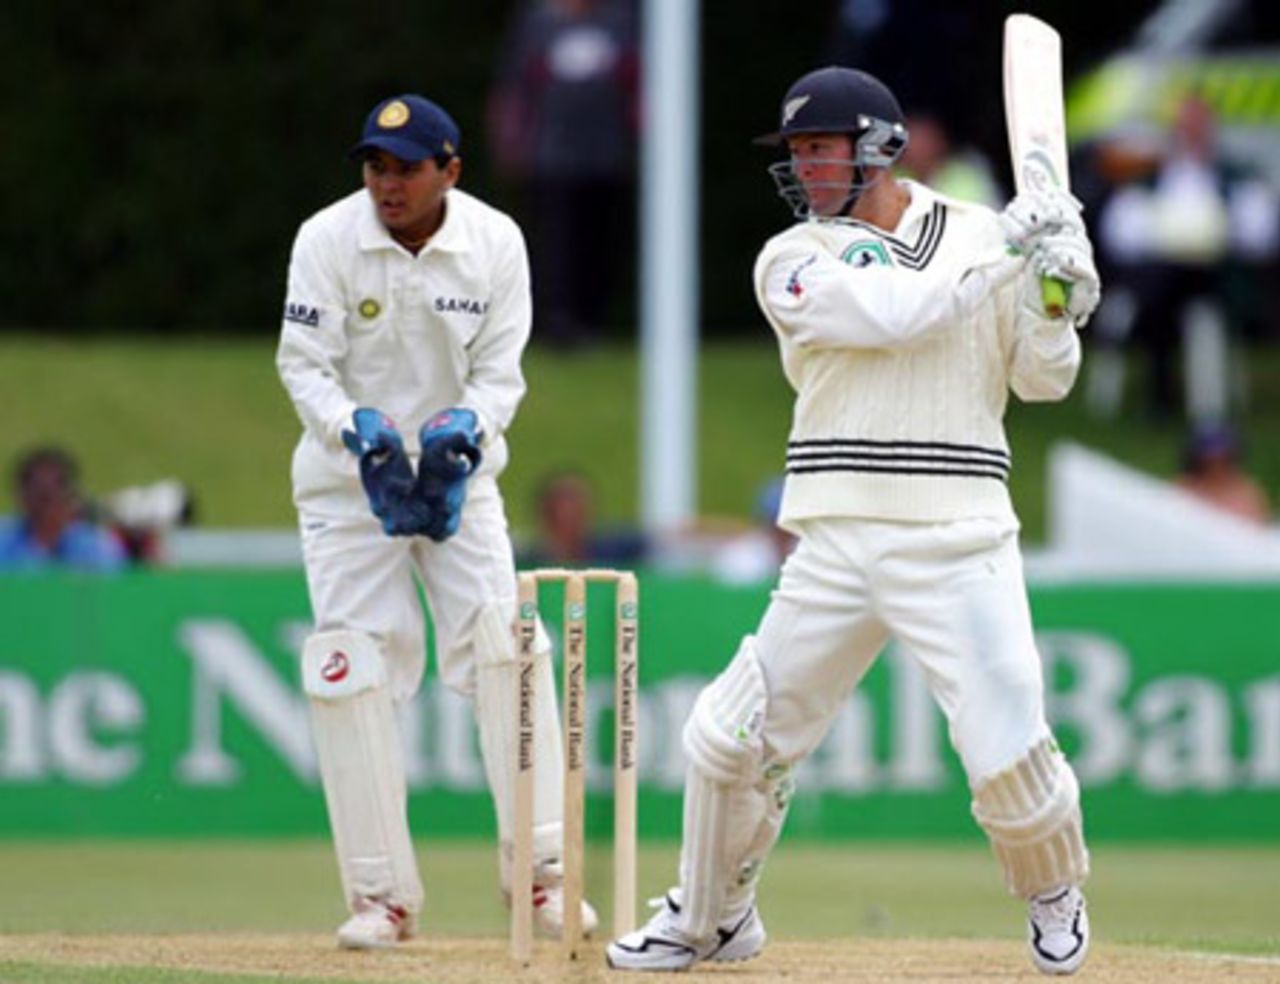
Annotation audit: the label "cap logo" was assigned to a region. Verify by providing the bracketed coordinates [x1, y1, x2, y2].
[442, 139, 455, 155]
[377, 100, 410, 129]
[782, 94, 811, 126]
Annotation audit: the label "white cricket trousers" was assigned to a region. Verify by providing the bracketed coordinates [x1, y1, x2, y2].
[758, 514, 1049, 783]
[297, 476, 517, 702]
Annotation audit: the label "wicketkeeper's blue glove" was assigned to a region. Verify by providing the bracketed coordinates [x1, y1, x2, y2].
[415, 408, 484, 542]
[419, 408, 484, 479]
[341, 408, 436, 536]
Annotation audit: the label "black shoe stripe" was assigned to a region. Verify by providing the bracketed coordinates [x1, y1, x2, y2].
[661, 892, 755, 958]
[709, 908, 754, 956]
[607, 893, 698, 960]
[1030, 907, 1085, 962]
[615, 936, 697, 957]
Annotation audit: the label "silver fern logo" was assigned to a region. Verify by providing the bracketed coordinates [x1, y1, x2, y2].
[782, 94, 811, 126]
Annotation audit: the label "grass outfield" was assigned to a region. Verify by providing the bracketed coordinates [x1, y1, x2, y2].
[0, 841, 1277, 975]
[2, 840, 1278, 949]
[7, 334, 1280, 543]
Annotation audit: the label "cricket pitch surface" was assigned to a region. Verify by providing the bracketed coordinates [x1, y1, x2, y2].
[3, 934, 1278, 984]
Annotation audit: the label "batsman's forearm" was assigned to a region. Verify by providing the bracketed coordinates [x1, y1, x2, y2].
[1009, 307, 1081, 401]
[277, 331, 359, 450]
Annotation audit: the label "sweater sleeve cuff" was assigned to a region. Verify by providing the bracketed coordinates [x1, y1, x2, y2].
[325, 401, 360, 451]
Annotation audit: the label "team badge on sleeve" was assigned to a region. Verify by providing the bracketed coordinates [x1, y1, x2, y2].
[785, 255, 818, 297]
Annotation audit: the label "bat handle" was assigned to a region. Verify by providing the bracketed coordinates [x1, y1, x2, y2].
[1041, 276, 1069, 319]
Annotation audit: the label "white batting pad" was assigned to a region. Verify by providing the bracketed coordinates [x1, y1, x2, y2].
[722, 761, 795, 917]
[675, 769, 734, 939]
[971, 737, 1090, 899]
[302, 630, 423, 914]
[472, 603, 565, 876]
[676, 638, 774, 938]
[682, 636, 769, 785]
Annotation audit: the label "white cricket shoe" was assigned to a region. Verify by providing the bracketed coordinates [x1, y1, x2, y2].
[502, 872, 600, 940]
[336, 898, 415, 950]
[532, 881, 601, 939]
[606, 891, 766, 971]
[1027, 885, 1089, 975]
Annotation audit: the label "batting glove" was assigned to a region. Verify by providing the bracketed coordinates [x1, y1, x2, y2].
[998, 188, 1085, 254]
[1030, 229, 1101, 327]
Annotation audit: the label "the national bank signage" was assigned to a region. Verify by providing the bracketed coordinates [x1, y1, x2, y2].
[1, 573, 1277, 839]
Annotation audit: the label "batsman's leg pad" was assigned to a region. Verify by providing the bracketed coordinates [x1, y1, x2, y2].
[971, 736, 1090, 899]
[303, 630, 423, 914]
[682, 637, 768, 786]
[677, 637, 771, 939]
[472, 603, 565, 877]
[722, 760, 795, 917]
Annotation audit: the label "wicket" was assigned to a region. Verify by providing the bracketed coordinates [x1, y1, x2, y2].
[511, 567, 639, 962]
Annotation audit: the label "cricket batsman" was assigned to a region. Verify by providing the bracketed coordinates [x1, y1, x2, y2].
[607, 67, 1099, 975]
[277, 93, 596, 949]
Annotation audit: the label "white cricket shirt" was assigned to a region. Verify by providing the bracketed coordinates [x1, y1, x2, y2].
[277, 187, 531, 513]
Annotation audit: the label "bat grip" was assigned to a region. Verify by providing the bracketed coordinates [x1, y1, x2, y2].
[1041, 276, 1069, 319]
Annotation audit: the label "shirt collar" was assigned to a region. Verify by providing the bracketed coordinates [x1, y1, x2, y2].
[894, 178, 936, 230]
[810, 178, 937, 239]
[356, 189, 470, 255]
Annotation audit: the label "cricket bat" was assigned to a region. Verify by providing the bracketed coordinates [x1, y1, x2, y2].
[1003, 13, 1070, 317]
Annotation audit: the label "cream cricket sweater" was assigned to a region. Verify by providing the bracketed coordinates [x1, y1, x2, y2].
[753, 180, 1082, 529]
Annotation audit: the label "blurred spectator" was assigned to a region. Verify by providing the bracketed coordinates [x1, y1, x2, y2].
[104, 478, 195, 564]
[709, 477, 798, 585]
[896, 112, 1001, 207]
[1089, 96, 1280, 421]
[520, 469, 648, 567]
[487, 0, 640, 349]
[1175, 422, 1270, 525]
[0, 447, 127, 572]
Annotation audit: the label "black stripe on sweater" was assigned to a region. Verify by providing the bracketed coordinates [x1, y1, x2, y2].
[788, 436, 1010, 463]
[786, 461, 1009, 481]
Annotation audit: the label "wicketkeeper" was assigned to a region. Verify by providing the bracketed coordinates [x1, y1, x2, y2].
[277, 93, 596, 949]
[607, 66, 1099, 976]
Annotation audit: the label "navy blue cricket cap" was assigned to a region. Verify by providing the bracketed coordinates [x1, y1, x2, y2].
[348, 94, 461, 163]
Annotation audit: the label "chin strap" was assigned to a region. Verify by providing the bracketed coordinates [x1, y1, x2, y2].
[838, 165, 867, 216]
[829, 165, 886, 219]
